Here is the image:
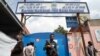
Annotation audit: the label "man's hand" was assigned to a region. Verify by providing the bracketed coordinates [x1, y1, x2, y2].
[47, 45, 51, 48]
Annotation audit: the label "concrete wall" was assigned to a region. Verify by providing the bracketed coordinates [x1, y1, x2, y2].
[68, 32, 85, 56]
[67, 33, 77, 56]
[68, 19, 100, 56]
[88, 25, 100, 56]
[83, 32, 91, 46]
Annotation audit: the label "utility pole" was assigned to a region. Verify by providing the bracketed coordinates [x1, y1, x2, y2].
[20, 0, 26, 34]
[21, 0, 26, 25]
[77, 13, 87, 56]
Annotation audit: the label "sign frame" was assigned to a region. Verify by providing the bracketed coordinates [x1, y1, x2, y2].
[16, 2, 90, 14]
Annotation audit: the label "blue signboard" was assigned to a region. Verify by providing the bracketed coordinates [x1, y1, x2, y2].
[66, 16, 78, 28]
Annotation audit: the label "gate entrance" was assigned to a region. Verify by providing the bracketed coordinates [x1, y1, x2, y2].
[23, 33, 69, 56]
[16, 2, 89, 56]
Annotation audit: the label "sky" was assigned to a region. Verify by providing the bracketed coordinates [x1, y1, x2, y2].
[81, 0, 100, 19]
[5, 0, 100, 33]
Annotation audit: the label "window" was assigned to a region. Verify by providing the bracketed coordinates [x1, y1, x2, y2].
[95, 29, 100, 42]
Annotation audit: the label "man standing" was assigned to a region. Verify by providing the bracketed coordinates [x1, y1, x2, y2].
[87, 41, 98, 56]
[46, 34, 58, 56]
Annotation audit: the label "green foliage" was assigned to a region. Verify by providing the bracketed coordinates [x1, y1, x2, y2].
[54, 25, 68, 35]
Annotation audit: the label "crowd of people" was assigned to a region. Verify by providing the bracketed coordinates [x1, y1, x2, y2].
[11, 33, 58, 56]
[0, 31, 99, 56]
[10, 33, 99, 56]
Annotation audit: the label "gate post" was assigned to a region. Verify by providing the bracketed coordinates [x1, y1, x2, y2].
[77, 13, 87, 56]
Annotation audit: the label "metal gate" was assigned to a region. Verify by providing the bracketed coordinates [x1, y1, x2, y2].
[22, 32, 69, 56]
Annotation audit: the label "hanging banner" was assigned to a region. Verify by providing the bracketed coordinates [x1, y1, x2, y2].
[16, 2, 89, 14]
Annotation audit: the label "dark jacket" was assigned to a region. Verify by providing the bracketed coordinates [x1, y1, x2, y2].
[87, 46, 97, 56]
[11, 41, 23, 56]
